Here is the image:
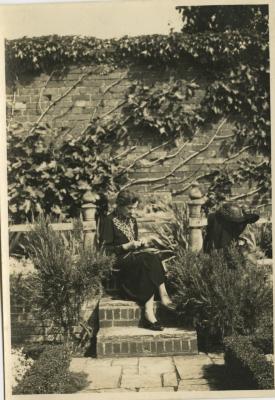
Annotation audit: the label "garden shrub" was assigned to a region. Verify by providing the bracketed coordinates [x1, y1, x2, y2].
[15, 216, 115, 344]
[251, 312, 274, 355]
[224, 335, 274, 390]
[151, 204, 189, 254]
[167, 243, 273, 342]
[13, 345, 88, 394]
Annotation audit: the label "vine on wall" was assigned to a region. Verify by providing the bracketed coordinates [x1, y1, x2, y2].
[6, 4, 271, 222]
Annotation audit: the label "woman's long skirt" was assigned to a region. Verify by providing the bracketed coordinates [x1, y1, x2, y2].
[118, 251, 166, 304]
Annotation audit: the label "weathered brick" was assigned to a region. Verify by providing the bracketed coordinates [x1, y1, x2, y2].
[72, 94, 90, 101]
[113, 343, 121, 354]
[113, 320, 136, 327]
[142, 341, 151, 353]
[181, 340, 190, 352]
[100, 320, 113, 328]
[99, 309, 105, 320]
[105, 343, 113, 355]
[136, 342, 143, 354]
[113, 309, 120, 319]
[165, 340, 173, 353]
[157, 341, 165, 354]
[129, 342, 137, 355]
[121, 309, 128, 319]
[121, 341, 129, 354]
[173, 340, 182, 353]
[190, 338, 198, 352]
[128, 309, 135, 320]
[106, 310, 113, 320]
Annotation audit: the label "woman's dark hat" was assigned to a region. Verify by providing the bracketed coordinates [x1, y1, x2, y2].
[216, 203, 259, 224]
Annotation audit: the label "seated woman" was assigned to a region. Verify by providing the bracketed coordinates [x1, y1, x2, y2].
[101, 190, 175, 331]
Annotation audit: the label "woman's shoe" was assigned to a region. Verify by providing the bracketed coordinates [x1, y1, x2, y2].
[143, 318, 164, 331]
[161, 302, 177, 312]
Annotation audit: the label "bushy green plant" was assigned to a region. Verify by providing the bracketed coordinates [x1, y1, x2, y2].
[167, 243, 272, 340]
[22, 215, 115, 344]
[13, 345, 88, 394]
[251, 312, 274, 355]
[224, 335, 274, 390]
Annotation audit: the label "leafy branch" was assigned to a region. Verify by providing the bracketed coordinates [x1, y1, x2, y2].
[121, 118, 227, 190]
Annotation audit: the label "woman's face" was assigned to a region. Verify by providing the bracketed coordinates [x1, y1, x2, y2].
[119, 201, 138, 217]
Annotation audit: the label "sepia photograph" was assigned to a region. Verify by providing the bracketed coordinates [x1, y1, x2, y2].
[0, 0, 274, 398]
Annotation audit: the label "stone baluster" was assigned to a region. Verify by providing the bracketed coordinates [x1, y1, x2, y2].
[188, 182, 207, 252]
[81, 190, 99, 250]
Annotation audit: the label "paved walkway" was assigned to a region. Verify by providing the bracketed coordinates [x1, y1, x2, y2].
[70, 353, 226, 392]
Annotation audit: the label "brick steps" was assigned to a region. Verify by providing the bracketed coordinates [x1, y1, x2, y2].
[97, 326, 198, 358]
[96, 297, 198, 358]
[99, 298, 179, 328]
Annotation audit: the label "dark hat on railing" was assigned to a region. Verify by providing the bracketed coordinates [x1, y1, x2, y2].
[216, 203, 259, 225]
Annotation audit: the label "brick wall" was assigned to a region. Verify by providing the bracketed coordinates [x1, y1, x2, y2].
[10, 294, 100, 348]
[6, 62, 271, 215]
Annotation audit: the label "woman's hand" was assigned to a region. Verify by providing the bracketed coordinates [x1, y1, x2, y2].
[122, 240, 142, 251]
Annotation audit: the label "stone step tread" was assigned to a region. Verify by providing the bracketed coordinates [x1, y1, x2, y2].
[97, 326, 196, 339]
[100, 298, 166, 308]
[100, 299, 140, 308]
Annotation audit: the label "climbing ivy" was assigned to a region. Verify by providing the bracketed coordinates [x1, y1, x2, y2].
[6, 4, 271, 221]
[177, 5, 270, 207]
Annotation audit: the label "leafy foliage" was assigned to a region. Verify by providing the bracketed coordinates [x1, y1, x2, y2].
[7, 120, 125, 222]
[177, 5, 270, 207]
[6, 5, 271, 219]
[7, 75, 201, 223]
[13, 345, 88, 394]
[167, 243, 273, 340]
[18, 216, 115, 342]
[123, 79, 202, 140]
[151, 204, 189, 254]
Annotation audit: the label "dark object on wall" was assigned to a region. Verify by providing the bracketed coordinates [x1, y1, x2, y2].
[204, 203, 259, 252]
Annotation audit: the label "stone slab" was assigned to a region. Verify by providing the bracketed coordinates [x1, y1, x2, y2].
[177, 378, 211, 391]
[120, 372, 162, 388]
[98, 326, 196, 338]
[174, 355, 212, 380]
[69, 357, 87, 372]
[139, 387, 175, 392]
[122, 366, 139, 374]
[112, 357, 139, 366]
[97, 388, 136, 392]
[85, 358, 113, 367]
[163, 372, 178, 387]
[85, 366, 122, 389]
[139, 357, 175, 373]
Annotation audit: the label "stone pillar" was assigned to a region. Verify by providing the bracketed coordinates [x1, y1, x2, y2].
[188, 182, 207, 252]
[81, 190, 99, 250]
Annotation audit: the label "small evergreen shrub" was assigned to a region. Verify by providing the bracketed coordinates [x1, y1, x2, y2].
[224, 335, 274, 390]
[251, 312, 274, 355]
[11, 216, 115, 344]
[167, 243, 273, 341]
[13, 345, 88, 394]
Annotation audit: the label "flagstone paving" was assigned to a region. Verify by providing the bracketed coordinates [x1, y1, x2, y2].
[70, 352, 226, 392]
